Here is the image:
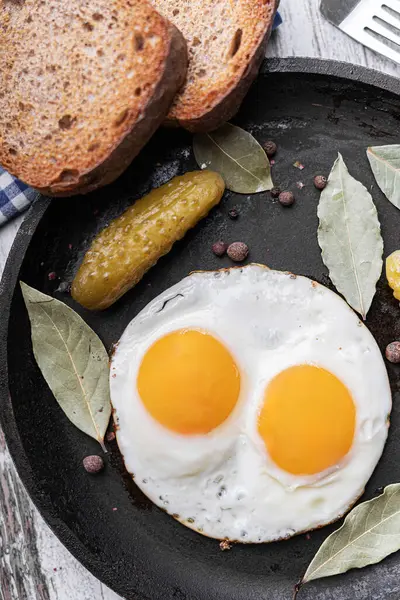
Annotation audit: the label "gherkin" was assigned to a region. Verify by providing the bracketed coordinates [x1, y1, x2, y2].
[72, 171, 225, 310]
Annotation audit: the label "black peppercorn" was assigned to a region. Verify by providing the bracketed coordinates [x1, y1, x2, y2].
[264, 140, 277, 158]
[212, 241, 228, 257]
[278, 191, 295, 206]
[227, 242, 249, 262]
[314, 175, 327, 190]
[385, 341, 400, 363]
[83, 455, 104, 474]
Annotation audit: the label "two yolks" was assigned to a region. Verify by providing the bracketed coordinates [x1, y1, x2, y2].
[137, 329, 356, 476]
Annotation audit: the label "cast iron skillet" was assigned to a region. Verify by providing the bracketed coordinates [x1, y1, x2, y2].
[2, 58, 400, 600]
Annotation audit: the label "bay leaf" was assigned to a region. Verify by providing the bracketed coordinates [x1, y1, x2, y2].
[193, 123, 274, 193]
[20, 282, 111, 450]
[317, 153, 383, 319]
[367, 145, 400, 209]
[302, 484, 400, 585]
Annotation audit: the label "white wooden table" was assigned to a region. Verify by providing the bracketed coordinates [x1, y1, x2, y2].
[0, 1, 398, 598]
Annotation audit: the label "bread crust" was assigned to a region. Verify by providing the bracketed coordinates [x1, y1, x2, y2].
[158, 0, 279, 133]
[0, 1, 187, 197]
[169, 31, 270, 133]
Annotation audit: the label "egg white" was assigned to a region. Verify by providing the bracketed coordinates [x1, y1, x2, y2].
[110, 265, 391, 543]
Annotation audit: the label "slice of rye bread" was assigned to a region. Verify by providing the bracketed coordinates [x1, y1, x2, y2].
[150, 0, 279, 132]
[0, 0, 187, 196]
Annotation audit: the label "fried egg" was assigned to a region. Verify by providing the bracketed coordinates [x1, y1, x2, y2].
[110, 264, 391, 543]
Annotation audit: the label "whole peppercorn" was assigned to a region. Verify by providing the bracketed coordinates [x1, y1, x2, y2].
[228, 207, 239, 220]
[212, 241, 228, 257]
[270, 187, 281, 199]
[278, 191, 295, 206]
[83, 455, 104, 474]
[106, 431, 116, 442]
[264, 140, 277, 158]
[385, 341, 400, 363]
[314, 175, 327, 190]
[227, 242, 249, 262]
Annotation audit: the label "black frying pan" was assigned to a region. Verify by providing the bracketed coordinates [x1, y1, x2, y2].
[2, 58, 400, 600]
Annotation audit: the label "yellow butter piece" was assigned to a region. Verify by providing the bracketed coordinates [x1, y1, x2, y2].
[386, 250, 400, 301]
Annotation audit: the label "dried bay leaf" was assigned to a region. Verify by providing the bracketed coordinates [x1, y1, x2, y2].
[367, 145, 400, 209]
[317, 153, 383, 319]
[20, 282, 111, 450]
[193, 123, 273, 193]
[301, 484, 400, 585]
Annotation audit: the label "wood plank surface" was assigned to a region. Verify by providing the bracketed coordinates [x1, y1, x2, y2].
[0, 2, 398, 598]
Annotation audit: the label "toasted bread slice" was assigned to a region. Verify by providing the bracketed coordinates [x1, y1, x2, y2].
[151, 0, 278, 132]
[0, 0, 187, 196]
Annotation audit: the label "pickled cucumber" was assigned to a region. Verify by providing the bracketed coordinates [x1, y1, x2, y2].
[71, 170, 225, 310]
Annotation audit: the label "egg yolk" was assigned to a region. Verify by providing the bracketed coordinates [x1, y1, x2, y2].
[258, 365, 356, 475]
[137, 329, 240, 435]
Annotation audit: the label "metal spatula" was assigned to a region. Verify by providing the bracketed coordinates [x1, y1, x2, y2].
[320, 0, 400, 65]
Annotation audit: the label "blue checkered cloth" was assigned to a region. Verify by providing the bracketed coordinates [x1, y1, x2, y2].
[0, 12, 282, 227]
[273, 11, 282, 29]
[0, 166, 39, 226]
